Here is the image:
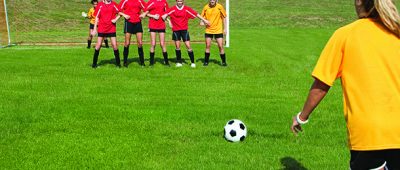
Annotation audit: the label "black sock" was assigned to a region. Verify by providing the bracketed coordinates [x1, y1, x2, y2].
[123, 46, 129, 64]
[220, 53, 226, 63]
[104, 39, 109, 47]
[163, 52, 169, 64]
[114, 50, 120, 66]
[92, 49, 100, 67]
[150, 52, 155, 65]
[205, 52, 210, 63]
[188, 50, 194, 63]
[176, 49, 181, 63]
[87, 40, 91, 48]
[138, 47, 144, 65]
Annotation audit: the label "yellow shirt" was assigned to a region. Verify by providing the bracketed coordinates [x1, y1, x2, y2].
[88, 7, 95, 24]
[201, 3, 226, 34]
[312, 18, 400, 150]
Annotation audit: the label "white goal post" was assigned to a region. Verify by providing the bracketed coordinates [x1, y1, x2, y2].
[0, 0, 11, 47]
[225, 0, 230, 48]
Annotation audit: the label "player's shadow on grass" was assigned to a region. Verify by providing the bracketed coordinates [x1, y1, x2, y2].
[280, 157, 308, 170]
[151, 58, 188, 65]
[125, 58, 141, 66]
[98, 58, 118, 66]
[196, 58, 221, 65]
[97, 58, 145, 67]
[154, 58, 176, 65]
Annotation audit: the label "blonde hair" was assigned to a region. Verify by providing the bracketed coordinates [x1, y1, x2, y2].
[374, 0, 400, 37]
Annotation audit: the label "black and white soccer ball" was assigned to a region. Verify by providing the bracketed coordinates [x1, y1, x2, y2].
[224, 119, 247, 142]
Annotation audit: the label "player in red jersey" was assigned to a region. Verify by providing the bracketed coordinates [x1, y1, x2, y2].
[93, 0, 109, 48]
[141, 0, 171, 66]
[91, 0, 129, 68]
[118, 0, 147, 67]
[162, 0, 209, 68]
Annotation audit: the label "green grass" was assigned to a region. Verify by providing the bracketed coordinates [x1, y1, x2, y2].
[0, 28, 349, 169]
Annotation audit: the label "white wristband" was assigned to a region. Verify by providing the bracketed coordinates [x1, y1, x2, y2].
[296, 112, 309, 124]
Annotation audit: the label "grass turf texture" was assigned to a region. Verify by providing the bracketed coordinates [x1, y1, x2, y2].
[0, 28, 349, 169]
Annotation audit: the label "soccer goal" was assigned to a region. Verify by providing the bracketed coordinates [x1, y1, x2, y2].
[4, 0, 230, 46]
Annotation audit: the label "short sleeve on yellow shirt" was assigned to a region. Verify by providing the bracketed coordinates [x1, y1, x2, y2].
[312, 27, 349, 86]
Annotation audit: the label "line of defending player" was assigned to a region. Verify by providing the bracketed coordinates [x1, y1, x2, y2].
[89, 0, 227, 68]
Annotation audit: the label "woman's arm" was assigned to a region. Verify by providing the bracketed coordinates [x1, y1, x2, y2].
[291, 78, 330, 135]
[161, 13, 169, 21]
[112, 14, 121, 23]
[92, 17, 99, 36]
[140, 11, 149, 19]
[223, 17, 227, 34]
[196, 14, 209, 26]
[144, 11, 159, 20]
[166, 18, 173, 28]
[118, 12, 130, 20]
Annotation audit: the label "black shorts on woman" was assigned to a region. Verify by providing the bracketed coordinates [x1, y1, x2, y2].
[205, 33, 223, 39]
[172, 30, 190, 42]
[98, 32, 117, 37]
[149, 29, 166, 33]
[350, 149, 400, 169]
[124, 20, 143, 34]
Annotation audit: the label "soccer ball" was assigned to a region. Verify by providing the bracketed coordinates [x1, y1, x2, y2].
[81, 12, 88, 18]
[224, 119, 247, 142]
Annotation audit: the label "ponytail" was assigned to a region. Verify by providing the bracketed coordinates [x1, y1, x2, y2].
[375, 0, 400, 37]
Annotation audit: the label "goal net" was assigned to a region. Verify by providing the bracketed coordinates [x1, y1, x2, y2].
[5, 0, 229, 46]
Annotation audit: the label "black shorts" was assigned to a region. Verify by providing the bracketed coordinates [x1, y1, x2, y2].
[205, 33, 223, 39]
[350, 149, 400, 170]
[149, 29, 166, 33]
[172, 30, 190, 42]
[124, 20, 143, 34]
[97, 32, 116, 37]
[89, 24, 94, 29]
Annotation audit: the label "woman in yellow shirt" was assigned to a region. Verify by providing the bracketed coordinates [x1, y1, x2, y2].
[86, 0, 108, 49]
[200, 0, 227, 66]
[291, 0, 400, 169]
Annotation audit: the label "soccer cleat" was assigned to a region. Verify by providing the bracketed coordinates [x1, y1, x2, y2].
[176, 63, 183, 67]
[87, 46, 90, 49]
[123, 62, 128, 68]
[116, 64, 121, 68]
[190, 63, 196, 68]
[203, 62, 208, 66]
[221, 62, 228, 67]
[92, 64, 97, 68]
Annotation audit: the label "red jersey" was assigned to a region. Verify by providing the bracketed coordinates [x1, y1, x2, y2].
[146, 0, 169, 29]
[118, 0, 146, 23]
[166, 5, 198, 31]
[95, 2, 120, 33]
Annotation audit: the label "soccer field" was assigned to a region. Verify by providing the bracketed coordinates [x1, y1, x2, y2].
[0, 28, 348, 169]
[1, 0, 357, 169]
